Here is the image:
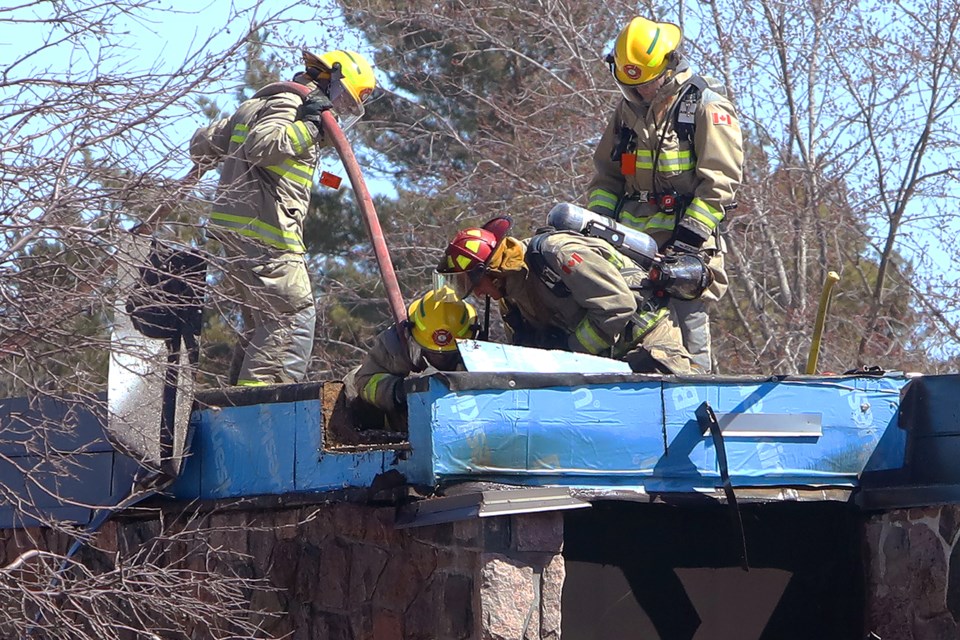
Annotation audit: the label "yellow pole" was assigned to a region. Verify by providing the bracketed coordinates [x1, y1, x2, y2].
[805, 271, 841, 374]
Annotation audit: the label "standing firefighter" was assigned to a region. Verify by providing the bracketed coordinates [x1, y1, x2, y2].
[435, 216, 700, 375]
[191, 49, 376, 386]
[585, 16, 743, 372]
[344, 287, 480, 414]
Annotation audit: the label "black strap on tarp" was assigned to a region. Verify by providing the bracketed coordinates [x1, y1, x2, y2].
[696, 400, 750, 571]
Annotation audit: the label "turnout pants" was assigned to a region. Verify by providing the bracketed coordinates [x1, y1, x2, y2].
[222, 249, 316, 385]
[668, 235, 728, 373]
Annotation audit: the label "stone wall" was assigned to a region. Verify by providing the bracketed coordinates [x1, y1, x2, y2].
[0, 503, 564, 640]
[13, 499, 958, 638]
[864, 505, 960, 639]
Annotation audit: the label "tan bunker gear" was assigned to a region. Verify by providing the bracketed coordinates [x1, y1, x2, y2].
[345, 289, 478, 413]
[191, 50, 376, 386]
[437, 223, 694, 375]
[586, 64, 743, 371]
[501, 232, 693, 374]
[191, 85, 324, 385]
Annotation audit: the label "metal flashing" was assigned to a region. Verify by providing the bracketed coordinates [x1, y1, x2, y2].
[857, 484, 960, 511]
[713, 412, 822, 438]
[394, 486, 591, 528]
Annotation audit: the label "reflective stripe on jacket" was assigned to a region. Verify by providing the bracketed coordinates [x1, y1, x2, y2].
[190, 86, 324, 255]
[585, 68, 743, 244]
[343, 325, 426, 413]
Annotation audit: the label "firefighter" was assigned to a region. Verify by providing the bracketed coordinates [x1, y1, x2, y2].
[585, 16, 744, 372]
[344, 287, 480, 413]
[435, 217, 697, 375]
[190, 49, 376, 386]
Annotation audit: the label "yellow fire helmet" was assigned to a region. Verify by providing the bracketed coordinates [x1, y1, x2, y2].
[302, 49, 376, 129]
[407, 286, 480, 353]
[611, 16, 682, 86]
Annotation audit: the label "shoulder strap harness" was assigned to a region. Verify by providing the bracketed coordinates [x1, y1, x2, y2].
[673, 75, 709, 143]
[526, 230, 572, 298]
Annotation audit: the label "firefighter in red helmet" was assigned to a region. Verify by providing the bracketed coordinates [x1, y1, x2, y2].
[436, 216, 694, 374]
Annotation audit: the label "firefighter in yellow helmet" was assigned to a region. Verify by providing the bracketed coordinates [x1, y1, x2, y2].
[190, 49, 376, 386]
[585, 16, 744, 373]
[343, 287, 480, 414]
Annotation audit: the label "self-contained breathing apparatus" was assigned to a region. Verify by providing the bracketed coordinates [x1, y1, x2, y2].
[542, 203, 712, 301]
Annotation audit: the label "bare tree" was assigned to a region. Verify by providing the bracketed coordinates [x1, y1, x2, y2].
[0, 510, 282, 640]
[338, 0, 960, 374]
[680, 0, 960, 372]
[5, 0, 960, 628]
[0, 1, 354, 636]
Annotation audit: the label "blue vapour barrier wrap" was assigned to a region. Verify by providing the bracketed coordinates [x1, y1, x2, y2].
[404, 372, 909, 493]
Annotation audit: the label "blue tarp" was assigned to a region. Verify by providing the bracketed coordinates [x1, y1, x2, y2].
[404, 373, 909, 492]
[166, 371, 911, 500]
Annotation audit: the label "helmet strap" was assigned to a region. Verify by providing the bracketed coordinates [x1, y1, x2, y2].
[467, 264, 488, 289]
[329, 63, 346, 86]
[669, 50, 689, 73]
[478, 295, 491, 341]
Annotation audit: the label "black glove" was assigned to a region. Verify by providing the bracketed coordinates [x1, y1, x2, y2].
[297, 90, 334, 137]
[392, 381, 408, 408]
[540, 327, 569, 350]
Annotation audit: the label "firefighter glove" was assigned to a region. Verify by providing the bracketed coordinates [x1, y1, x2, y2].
[669, 224, 709, 254]
[393, 381, 408, 408]
[298, 90, 335, 137]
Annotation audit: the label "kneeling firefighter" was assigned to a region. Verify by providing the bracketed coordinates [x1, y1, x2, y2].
[435, 207, 712, 375]
[343, 287, 480, 415]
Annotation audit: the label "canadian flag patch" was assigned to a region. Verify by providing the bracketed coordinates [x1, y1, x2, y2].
[712, 112, 732, 126]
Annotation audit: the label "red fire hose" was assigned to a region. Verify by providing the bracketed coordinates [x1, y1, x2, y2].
[321, 111, 407, 329]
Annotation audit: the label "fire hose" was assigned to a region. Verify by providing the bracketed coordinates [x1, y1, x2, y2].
[321, 110, 407, 329]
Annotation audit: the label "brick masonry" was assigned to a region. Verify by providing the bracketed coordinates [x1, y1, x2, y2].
[5, 501, 956, 638]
